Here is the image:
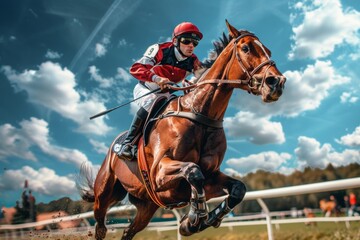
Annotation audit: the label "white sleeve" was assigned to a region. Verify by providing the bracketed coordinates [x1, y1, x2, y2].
[136, 44, 159, 65]
[143, 44, 159, 58]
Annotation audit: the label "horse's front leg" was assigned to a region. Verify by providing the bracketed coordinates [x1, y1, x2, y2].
[199, 171, 246, 231]
[156, 157, 208, 236]
[121, 195, 159, 240]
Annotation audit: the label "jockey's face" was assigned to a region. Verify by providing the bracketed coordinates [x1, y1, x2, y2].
[177, 37, 198, 57]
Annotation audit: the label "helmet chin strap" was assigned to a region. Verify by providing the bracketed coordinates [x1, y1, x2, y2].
[174, 38, 188, 57]
[177, 46, 188, 57]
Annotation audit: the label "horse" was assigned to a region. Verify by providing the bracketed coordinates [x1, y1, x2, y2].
[303, 208, 317, 226]
[319, 199, 341, 217]
[77, 20, 286, 240]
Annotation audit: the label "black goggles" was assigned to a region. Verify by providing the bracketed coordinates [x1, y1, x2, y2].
[179, 37, 199, 47]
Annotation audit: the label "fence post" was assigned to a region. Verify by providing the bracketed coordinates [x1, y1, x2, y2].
[257, 198, 274, 240]
[171, 209, 182, 240]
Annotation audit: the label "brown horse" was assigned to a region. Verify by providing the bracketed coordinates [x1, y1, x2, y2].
[319, 199, 341, 217]
[78, 20, 286, 240]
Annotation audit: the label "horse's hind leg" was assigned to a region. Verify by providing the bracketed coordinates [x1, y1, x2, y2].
[94, 170, 127, 240]
[199, 171, 246, 231]
[121, 195, 159, 240]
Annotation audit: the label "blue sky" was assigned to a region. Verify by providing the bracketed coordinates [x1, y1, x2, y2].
[0, 0, 359, 207]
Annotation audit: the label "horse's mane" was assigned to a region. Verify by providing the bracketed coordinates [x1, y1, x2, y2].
[202, 33, 233, 68]
[202, 30, 252, 68]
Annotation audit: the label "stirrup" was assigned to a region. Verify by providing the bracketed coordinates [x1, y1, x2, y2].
[117, 144, 134, 161]
[117, 144, 138, 161]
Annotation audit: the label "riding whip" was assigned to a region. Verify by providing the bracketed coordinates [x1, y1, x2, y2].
[89, 88, 161, 120]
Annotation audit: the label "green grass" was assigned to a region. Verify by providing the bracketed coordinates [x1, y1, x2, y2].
[130, 221, 360, 240]
[14, 221, 360, 240]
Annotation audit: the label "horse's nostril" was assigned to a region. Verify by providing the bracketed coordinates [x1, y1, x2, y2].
[265, 77, 279, 86]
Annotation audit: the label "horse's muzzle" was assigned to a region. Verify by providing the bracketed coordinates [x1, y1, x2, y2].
[263, 75, 286, 102]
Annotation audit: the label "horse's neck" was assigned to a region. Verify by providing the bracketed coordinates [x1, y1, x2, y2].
[184, 49, 235, 120]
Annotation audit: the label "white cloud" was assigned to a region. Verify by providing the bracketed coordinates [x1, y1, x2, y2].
[225, 133, 360, 176]
[225, 60, 349, 145]
[232, 60, 350, 117]
[223, 168, 242, 178]
[1, 61, 113, 136]
[45, 49, 62, 59]
[295, 136, 360, 169]
[0, 166, 76, 196]
[89, 66, 132, 88]
[95, 43, 107, 57]
[279, 60, 350, 116]
[340, 91, 358, 103]
[289, 0, 360, 59]
[336, 126, 360, 147]
[226, 151, 292, 175]
[349, 52, 360, 61]
[95, 35, 111, 58]
[0, 123, 37, 162]
[72, 18, 82, 27]
[118, 38, 127, 47]
[224, 111, 285, 145]
[89, 65, 114, 88]
[116, 67, 132, 83]
[0, 118, 90, 167]
[89, 139, 109, 155]
[0, 35, 17, 44]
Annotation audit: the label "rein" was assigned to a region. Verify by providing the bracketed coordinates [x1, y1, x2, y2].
[156, 32, 278, 129]
[167, 78, 249, 92]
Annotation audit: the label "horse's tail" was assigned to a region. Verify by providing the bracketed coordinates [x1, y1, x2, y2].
[76, 161, 96, 202]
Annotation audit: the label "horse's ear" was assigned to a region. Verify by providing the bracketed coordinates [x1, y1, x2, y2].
[225, 19, 240, 38]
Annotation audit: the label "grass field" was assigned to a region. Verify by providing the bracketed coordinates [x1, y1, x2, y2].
[19, 221, 360, 240]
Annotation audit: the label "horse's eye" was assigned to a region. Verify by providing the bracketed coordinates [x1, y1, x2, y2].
[241, 45, 249, 53]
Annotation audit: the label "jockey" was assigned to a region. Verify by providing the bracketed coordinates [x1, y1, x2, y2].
[117, 22, 205, 161]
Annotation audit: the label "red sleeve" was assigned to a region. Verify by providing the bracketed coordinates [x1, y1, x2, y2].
[129, 63, 156, 82]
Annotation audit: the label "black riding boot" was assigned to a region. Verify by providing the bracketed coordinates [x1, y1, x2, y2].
[118, 107, 148, 161]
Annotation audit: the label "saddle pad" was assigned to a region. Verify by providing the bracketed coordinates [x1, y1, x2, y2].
[112, 131, 127, 154]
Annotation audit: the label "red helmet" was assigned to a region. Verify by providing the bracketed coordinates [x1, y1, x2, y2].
[173, 22, 203, 40]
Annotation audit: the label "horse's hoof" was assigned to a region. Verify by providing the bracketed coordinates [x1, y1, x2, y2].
[121, 229, 135, 240]
[179, 218, 198, 236]
[95, 223, 107, 240]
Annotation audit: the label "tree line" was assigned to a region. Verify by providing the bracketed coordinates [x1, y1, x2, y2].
[232, 163, 360, 214]
[36, 163, 360, 217]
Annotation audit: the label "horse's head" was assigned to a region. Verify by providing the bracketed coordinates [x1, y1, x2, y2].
[225, 20, 286, 102]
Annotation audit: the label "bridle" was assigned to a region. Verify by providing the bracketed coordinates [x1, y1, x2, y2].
[224, 32, 276, 95]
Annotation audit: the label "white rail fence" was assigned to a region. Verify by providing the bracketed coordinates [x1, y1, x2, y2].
[1, 177, 360, 240]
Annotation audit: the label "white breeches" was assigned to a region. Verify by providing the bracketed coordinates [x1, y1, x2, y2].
[133, 82, 170, 111]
